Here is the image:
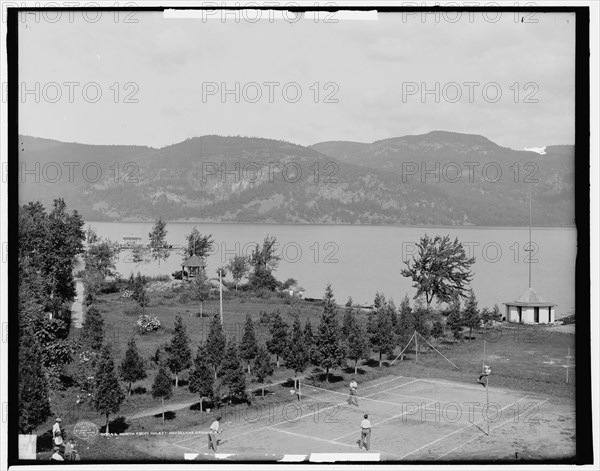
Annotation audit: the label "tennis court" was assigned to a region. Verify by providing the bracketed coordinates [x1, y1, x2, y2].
[170, 374, 554, 461]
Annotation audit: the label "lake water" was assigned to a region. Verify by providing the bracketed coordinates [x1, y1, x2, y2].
[87, 222, 577, 317]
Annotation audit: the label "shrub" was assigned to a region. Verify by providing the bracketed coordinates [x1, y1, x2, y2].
[172, 270, 183, 280]
[255, 288, 275, 299]
[259, 310, 271, 324]
[137, 315, 161, 334]
[147, 275, 171, 282]
[99, 280, 121, 294]
[178, 290, 192, 304]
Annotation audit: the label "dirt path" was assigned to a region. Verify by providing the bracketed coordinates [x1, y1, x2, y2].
[71, 280, 85, 328]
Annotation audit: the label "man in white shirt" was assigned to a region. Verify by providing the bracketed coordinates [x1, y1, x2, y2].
[347, 378, 359, 406]
[208, 416, 222, 452]
[357, 414, 371, 451]
[52, 418, 63, 447]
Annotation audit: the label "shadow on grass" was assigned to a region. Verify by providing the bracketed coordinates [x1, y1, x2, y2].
[99, 416, 129, 434]
[251, 388, 274, 397]
[59, 374, 76, 389]
[314, 372, 344, 383]
[343, 366, 366, 375]
[190, 400, 216, 411]
[281, 379, 298, 388]
[152, 411, 176, 421]
[222, 395, 251, 406]
[131, 386, 147, 395]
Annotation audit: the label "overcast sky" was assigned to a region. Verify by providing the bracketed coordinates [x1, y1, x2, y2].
[18, 10, 575, 149]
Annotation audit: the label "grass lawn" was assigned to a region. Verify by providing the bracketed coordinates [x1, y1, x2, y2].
[35, 287, 575, 461]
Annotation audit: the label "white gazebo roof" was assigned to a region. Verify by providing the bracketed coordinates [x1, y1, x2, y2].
[504, 287, 556, 307]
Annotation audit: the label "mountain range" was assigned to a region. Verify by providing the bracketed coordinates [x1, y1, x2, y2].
[18, 131, 574, 226]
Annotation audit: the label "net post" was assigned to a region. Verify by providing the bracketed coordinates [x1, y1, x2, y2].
[415, 331, 418, 363]
[482, 339, 486, 374]
[486, 375, 490, 435]
[390, 331, 416, 366]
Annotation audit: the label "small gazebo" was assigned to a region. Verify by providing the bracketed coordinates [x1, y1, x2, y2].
[181, 255, 205, 280]
[503, 287, 556, 324]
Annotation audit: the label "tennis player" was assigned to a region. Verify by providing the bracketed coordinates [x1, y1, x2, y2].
[478, 365, 492, 387]
[357, 414, 371, 451]
[347, 378, 359, 406]
[208, 416, 223, 452]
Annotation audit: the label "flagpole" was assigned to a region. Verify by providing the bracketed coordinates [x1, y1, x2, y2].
[219, 269, 223, 324]
[528, 183, 532, 289]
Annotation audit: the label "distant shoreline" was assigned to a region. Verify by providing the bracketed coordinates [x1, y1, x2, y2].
[85, 220, 577, 230]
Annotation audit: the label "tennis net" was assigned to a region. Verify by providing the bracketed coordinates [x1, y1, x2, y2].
[297, 382, 411, 418]
[297, 381, 478, 427]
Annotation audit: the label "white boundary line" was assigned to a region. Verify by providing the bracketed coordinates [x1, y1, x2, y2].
[173, 439, 205, 454]
[418, 377, 522, 394]
[331, 399, 440, 442]
[269, 427, 403, 459]
[182, 378, 420, 449]
[435, 398, 550, 460]
[381, 390, 488, 411]
[358, 376, 418, 391]
[399, 393, 532, 459]
[171, 374, 412, 447]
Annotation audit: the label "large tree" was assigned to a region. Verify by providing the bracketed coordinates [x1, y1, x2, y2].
[283, 314, 309, 388]
[446, 296, 463, 343]
[227, 254, 250, 290]
[19, 199, 85, 316]
[132, 272, 150, 312]
[120, 337, 146, 395]
[367, 294, 396, 368]
[152, 362, 173, 424]
[184, 227, 214, 258]
[83, 237, 119, 289]
[303, 320, 316, 366]
[397, 294, 414, 354]
[239, 315, 258, 373]
[401, 234, 476, 310]
[249, 235, 281, 290]
[93, 346, 125, 435]
[166, 316, 192, 387]
[219, 338, 247, 403]
[188, 343, 214, 414]
[411, 297, 432, 345]
[206, 315, 226, 378]
[193, 269, 211, 317]
[266, 310, 288, 368]
[462, 289, 481, 341]
[148, 217, 170, 264]
[345, 309, 370, 375]
[18, 322, 52, 434]
[431, 318, 445, 345]
[253, 344, 274, 399]
[315, 284, 346, 382]
[81, 305, 105, 350]
[341, 297, 355, 340]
